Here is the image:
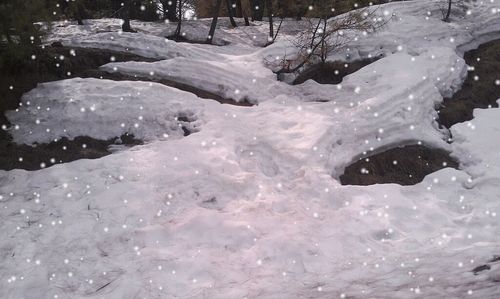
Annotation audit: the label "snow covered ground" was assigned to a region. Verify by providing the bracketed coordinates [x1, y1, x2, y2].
[2, 0, 500, 298]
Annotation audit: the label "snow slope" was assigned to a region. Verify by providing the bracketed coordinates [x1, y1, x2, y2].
[6, 78, 204, 144]
[2, 0, 500, 298]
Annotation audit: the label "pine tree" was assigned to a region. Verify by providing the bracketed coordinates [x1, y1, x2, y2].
[0, 0, 54, 70]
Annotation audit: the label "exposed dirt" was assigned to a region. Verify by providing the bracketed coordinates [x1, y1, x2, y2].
[293, 56, 382, 85]
[0, 44, 211, 171]
[340, 39, 500, 186]
[0, 133, 142, 171]
[87, 70, 254, 107]
[339, 145, 459, 186]
[166, 34, 208, 44]
[0, 45, 153, 171]
[0, 44, 153, 120]
[471, 255, 500, 275]
[437, 39, 500, 128]
[165, 34, 230, 46]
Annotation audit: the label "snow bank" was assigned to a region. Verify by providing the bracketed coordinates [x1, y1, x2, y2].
[2, 0, 500, 298]
[6, 78, 204, 144]
[100, 56, 282, 104]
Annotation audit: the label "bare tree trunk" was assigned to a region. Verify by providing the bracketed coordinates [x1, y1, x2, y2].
[310, 18, 322, 49]
[252, 0, 264, 21]
[122, 0, 133, 32]
[75, 0, 85, 25]
[207, 0, 223, 44]
[320, 18, 327, 62]
[270, 17, 283, 43]
[242, 0, 250, 25]
[266, 0, 273, 39]
[226, 0, 238, 27]
[174, 1, 183, 39]
[235, 0, 243, 17]
[444, 0, 452, 21]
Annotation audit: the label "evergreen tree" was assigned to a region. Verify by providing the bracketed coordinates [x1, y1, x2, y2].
[0, 0, 55, 70]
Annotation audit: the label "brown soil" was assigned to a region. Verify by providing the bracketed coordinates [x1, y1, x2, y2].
[339, 145, 459, 186]
[0, 43, 153, 119]
[0, 133, 142, 171]
[165, 35, 230, 46]
[0, 45, 153, 171]
[437, 39, 500, 128]
[293, 56, 382, 85]
[0, 44, 217, 171]
[165, 34, 229, 46]
[340, 39, 500, 186]
[166, 34, 207, 44]
[86, 70, 254, 107]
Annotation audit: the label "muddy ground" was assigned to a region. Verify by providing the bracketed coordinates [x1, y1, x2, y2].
[437, 39, 500, 128]
[0, 45, 151, 171]
[0, 44, 153, 118]
[0, 134, 142, 171]
[0, 43, 249, 171]
[340, 39, 500, 186]
[87, 70, 254, 106]
[339, 145, 459, 186]
[293, 57, 382, 85]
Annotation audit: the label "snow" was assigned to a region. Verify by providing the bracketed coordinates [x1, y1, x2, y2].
[6, 78, 205, 144]
[2, 0, 500, 298]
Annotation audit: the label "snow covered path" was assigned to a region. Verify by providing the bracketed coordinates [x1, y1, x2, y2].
[2, 0, 500, 298]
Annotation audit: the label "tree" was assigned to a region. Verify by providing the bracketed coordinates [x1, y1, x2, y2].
[119, 0, 161, 29]
[242, 0, 251, 25]
[252, 0, 264, 21]
[440, 0, 467, 22]
[207, 0, 223, 44]
[131, 1, 159, 21]
[235, 0, 243, 17]
[193, 0, 248, 24]
[277, 0, 309, 20]
[121, 0, 134, 32]
[226, 0, 238, 27]
[266, 0, 273, 40]
[73, 0, 88, 25]
[277, 5, 387, 74]
[160, 0, 178, 22]
[173, 0, 183, 38]
[58, 0, 69, 16]
[0, 0, 54, 70]
[58, 0, 88, 25]
[237, 0, 252, 26]
[172, 0, 196, 40]
[443, 0, 452, 21]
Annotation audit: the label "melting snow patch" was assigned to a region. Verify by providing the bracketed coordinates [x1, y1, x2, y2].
[6, 78, 203, 144]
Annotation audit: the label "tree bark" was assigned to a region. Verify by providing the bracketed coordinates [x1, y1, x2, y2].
[266, 0, 273, 39]
[122, 0, 133, 32]
[444, 0, 452, 21]
[296, 5, 309, 20]
[252, 0, 264, 21]
[75, 0, 85, 25]
[207, 0, 223, 44]
[174, 0, 183, 38]
[235, 0, 243, 17]
[226, 0, 238, 27]
[242, 0, 250, 25]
